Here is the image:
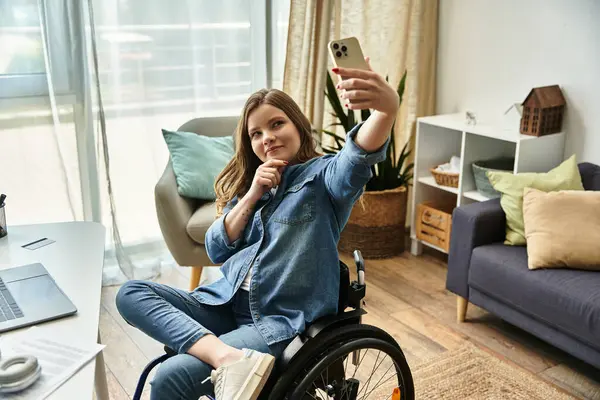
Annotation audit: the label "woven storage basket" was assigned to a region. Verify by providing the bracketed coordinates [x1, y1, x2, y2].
[430, 166, 459, 188]
[338, 186, 408, 259]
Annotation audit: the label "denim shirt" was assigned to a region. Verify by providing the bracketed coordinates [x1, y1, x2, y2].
[199, 124, 389, 345]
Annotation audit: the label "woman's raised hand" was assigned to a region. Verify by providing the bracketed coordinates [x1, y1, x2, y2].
[333, 57, 399, 117]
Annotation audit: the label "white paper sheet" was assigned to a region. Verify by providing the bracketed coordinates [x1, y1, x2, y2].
[0, 327, 105, 399]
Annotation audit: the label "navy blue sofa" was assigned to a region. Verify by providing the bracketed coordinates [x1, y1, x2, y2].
[446, 162, 600, 369]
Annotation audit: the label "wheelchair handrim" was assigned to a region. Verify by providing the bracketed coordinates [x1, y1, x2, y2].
[289, 337, 411, 400]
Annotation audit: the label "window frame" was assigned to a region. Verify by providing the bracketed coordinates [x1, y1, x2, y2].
[0, 0, 73, 99]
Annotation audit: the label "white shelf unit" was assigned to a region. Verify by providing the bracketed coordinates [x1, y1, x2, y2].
[410, 113, 566, 256]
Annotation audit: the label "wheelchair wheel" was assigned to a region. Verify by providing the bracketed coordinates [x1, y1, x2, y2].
[269, 324, 414, 400]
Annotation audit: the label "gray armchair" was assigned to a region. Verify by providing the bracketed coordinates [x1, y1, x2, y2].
[155, 116, 239, 290]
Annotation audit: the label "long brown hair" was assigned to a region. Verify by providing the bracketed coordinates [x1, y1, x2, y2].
[214, 89, 321, 214]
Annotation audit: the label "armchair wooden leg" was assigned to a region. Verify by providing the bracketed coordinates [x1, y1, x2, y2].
[189, 266, 203, 291]
[457, 296, 468, 323]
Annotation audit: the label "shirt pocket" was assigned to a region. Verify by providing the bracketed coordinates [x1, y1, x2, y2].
[273, 174, 317, 225]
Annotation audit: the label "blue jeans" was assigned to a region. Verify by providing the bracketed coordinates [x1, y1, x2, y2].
[116, 280, 289, 400]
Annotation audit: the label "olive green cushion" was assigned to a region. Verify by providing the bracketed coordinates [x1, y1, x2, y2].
[487, 155, 584, 245]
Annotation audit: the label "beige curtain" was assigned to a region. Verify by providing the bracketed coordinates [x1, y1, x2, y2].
[284, 0, 438, 150]
[283, 0, 334, 132]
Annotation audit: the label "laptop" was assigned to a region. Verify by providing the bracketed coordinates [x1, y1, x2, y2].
[0, 263, 77, 333]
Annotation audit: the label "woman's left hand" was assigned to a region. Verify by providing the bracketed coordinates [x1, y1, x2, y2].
[333, 57, 399, 117]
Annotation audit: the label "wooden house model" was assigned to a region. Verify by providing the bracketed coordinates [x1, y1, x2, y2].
[520, 85, 565, 136]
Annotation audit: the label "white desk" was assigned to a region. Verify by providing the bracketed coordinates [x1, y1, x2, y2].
[0, 222, 109, 400]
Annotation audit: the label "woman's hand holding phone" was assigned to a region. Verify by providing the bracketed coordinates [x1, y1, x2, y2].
[328, 37, 399, 117]
[333, 59, 399, 117]
[328, 37, 400, 152]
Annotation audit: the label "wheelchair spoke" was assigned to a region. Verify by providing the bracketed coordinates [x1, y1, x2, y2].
[357, 350, 383, 398]
[350, 346, 369, 381]
[306, 388, 321, 400]
[312, 381, 321, 397]
[291, 330, 412, 400]
[359, 365, 396, 400]
[303, 352, 402, 400]
[344, 354, 349, 377]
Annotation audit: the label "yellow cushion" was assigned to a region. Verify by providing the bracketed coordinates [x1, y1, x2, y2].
[523, 187, 600, 270]
[487, 155, 584, 245]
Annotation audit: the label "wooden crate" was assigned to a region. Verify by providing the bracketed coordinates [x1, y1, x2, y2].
[415, 202, 454, 252]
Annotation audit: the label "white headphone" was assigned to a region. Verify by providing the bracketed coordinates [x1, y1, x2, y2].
[0, 348, 42, 394]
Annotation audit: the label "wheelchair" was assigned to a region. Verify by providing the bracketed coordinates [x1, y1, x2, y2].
[133, 251, 414, 400]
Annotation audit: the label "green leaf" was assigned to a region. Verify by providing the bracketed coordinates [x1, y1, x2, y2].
[347, 109, 355, 130]
[390, 120, 396, 169]
[396, 141, 410, 168]
[321, 129, 345, 142]
[321, 129, 345, 150]
[397, 70, 407, 107]
[361, 109, 370, 123]
[325, 122, 344, 131]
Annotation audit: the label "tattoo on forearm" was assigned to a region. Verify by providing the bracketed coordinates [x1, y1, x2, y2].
[241, 207, 251, 222]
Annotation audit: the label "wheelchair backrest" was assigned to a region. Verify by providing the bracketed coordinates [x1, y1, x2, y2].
[338, 260, 350, 313]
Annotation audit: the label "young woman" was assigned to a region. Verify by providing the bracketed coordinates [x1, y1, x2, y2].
[116, 59, 400, 400]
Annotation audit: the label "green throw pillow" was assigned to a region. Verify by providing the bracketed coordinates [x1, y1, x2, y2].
[487, 155, 584, 246]
[162, 129, 234, 200]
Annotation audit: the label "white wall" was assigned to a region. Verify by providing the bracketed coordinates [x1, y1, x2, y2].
[436, 0, 600, 165]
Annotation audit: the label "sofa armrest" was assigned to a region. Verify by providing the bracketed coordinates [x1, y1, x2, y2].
[446, 199, 506, 298]
[155, 162, 208, 265]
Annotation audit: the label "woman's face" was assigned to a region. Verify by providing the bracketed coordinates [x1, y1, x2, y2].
[247, 104, 302, 164]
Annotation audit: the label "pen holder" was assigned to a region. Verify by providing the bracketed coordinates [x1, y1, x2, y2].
[0, 204, 7, 238]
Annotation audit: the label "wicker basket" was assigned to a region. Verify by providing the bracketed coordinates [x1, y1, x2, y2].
[338, 186, 408, 259]
[430, 166, 459, 188]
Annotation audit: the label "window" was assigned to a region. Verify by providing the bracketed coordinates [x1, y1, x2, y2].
[0, 0, 72, 98]
[91, 0, 289, 118]
[0, 0, 290, 234]
[1, 1, 288, 113]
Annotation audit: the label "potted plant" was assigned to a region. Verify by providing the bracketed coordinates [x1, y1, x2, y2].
[319, 70, 413, 258]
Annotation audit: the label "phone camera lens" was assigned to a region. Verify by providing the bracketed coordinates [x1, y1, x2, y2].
[341, 45, 347, 52]
[333, 43, 339, 50]
[336, 51, 342, 57]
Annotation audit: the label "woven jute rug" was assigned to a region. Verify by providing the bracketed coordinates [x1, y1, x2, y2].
[371, 343, 576, 399]
[411, 344, 574, 399]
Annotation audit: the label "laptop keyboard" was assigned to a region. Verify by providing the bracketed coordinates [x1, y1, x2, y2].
[0, 277, 24, 322]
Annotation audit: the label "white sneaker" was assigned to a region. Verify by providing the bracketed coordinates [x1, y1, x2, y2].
[206, 349, 275, 400]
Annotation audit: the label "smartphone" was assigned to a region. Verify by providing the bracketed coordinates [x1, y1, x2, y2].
[328, 37, 370, 80]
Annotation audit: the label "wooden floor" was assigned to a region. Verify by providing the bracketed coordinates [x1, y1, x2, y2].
[98, 250, 600, 399]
